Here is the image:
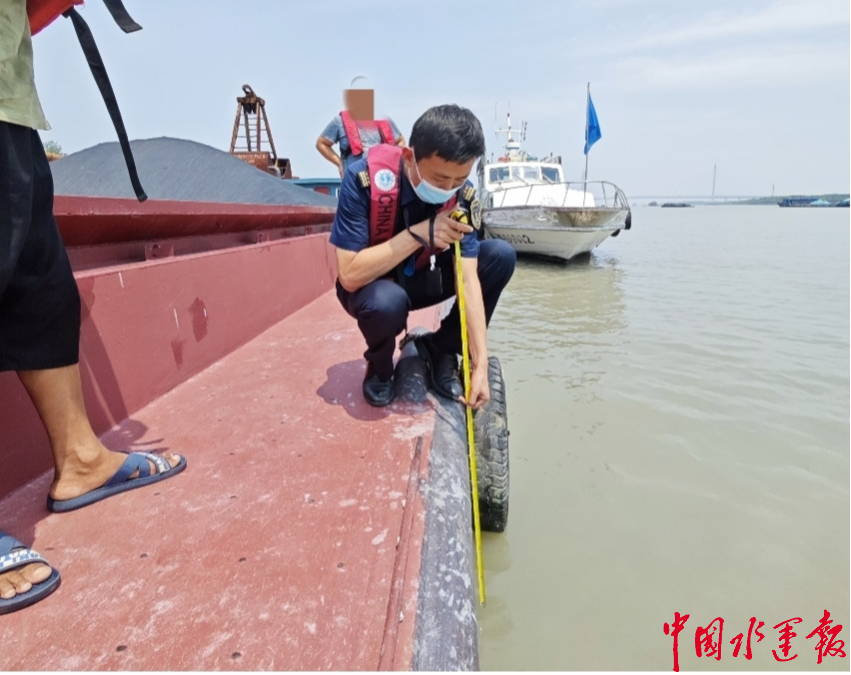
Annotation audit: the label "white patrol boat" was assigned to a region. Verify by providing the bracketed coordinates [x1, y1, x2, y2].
[478, 112, 631, 261]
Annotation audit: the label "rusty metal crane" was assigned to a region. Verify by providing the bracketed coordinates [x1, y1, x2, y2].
[229, 85, 293, 178]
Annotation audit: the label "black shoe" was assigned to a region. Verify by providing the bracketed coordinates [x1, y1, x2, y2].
[363, 363, 395, 407]
[408, 333, 463, 401]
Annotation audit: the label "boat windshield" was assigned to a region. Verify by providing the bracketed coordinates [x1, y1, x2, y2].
[511, 166, 540, 181]
[541, 166, 561, 183]
[488, 166, 511, 182]
[488, 165, 541, 183]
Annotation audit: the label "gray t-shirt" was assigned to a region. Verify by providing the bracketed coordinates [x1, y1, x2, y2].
[321, 115, 402, 171]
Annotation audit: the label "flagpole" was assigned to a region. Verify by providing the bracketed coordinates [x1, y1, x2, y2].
[583, 82, 589, 206]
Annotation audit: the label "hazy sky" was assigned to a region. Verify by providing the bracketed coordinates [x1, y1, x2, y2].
[32, 0, 849, 197]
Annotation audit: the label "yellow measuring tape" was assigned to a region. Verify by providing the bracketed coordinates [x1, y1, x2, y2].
[450, 210, 486, 607]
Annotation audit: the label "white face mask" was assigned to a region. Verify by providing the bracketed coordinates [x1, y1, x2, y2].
[409, 151, 462, 204]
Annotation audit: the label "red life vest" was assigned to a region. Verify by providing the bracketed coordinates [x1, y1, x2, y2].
[340, 110, 395, 157]
[27, 0, 83, 35]
[365, 144, 458, 272]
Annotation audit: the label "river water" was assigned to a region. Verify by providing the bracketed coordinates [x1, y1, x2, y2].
[478, 205, 849, 671]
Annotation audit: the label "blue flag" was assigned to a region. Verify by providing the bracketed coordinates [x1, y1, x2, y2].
[584, 93, 601, 155]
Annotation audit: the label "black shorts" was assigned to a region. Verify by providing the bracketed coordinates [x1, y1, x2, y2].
[0, 122, 81, 372]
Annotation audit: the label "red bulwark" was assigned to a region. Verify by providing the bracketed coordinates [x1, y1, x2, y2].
[0, 230, 339, 496]
[53, 196, 337, 247]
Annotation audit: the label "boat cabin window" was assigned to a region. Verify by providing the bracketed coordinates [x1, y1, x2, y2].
[487, 164, 552, 183]
[511, 166, 540, 181]
[541, 166, 561, 183]
[489, 166, 511, 182]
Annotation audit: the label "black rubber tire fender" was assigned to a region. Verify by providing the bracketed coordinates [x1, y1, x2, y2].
[473, 356, 509, 533]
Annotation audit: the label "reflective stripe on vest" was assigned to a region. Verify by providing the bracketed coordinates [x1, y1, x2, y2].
[340, 110, 395, 157]
[367, 144, 403, 247]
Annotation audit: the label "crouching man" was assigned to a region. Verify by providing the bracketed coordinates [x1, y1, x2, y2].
[331, 104, 516, 408]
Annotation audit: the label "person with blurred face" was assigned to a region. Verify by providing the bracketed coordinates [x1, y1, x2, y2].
[316, 85, 405, 178]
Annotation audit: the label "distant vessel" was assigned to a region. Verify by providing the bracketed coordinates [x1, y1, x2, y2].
[661, 202, 693, 208]
[779, 197, 830, 207]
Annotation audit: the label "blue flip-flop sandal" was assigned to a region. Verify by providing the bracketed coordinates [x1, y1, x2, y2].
[47, 452, 187, 513]
[0, 531, 61, 615]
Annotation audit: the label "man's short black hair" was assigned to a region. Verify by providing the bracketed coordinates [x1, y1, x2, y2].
[409, 104, 486, 165]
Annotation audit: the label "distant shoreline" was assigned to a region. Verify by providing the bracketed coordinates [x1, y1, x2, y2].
[642, 193, 849, 206]
[728, 194, 849, 206]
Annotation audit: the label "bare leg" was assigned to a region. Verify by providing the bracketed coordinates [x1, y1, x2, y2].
[0, 364, 181, 602]
[16, 364, 181, 502]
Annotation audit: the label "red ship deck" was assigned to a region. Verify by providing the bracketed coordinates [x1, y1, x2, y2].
[0, 211, 478, 670]
[0, 292, 442, 670]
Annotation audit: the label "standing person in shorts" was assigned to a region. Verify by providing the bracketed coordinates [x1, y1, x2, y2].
[0, 0, 185, 615]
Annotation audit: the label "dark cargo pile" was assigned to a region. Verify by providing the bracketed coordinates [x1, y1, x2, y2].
[50, 137, 336, 207]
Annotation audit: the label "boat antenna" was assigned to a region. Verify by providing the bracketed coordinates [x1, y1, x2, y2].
[494, 105, 527, 161]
